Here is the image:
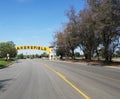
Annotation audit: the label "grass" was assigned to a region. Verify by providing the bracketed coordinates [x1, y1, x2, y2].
[0, 60, 12, 69]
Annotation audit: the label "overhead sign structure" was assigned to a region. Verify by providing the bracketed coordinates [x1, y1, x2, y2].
[15, 46, 51, 52]
[15, 46, 54, 60]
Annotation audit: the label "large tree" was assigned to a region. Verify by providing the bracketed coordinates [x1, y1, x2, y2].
[54, 31, 68, 59]
[64, 7, 80, 59]
[0, 41, 17, 59]
[78, 8, 100, 60]
[53, 1, 120, 62]
[87, 0, 120, 62]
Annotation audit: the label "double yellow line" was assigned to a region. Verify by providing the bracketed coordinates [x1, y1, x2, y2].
[44, 64, 90, 99]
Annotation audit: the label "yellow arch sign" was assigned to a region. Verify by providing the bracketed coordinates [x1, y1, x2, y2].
[15, 46, 51, 52]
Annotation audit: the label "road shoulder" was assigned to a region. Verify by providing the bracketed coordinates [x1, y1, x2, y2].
[50, 59, 120, 70]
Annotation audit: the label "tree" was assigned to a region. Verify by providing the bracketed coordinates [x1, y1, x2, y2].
[0, 41, 17, 59]
[115, 50, 120, 57]
[75, 52, 80, 57]
[41, 52, 49, 58]
[54, 31, 67, 59]
[64, 7, 80, 59]
[87, 0, 120, 62]
[17, 54, 24, 59]
[63, 25, 79, 59]
[53, 1, 120, 62]
[78, 8, 100, 60]
[35, 54, 40, 58]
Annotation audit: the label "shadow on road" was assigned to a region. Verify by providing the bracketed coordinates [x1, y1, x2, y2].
[0, 79, 13, 92]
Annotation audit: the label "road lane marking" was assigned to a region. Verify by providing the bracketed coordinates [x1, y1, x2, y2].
[56, 72, 66, 79]
[49, 61, 120, 83]
[44, 64, 90, 99]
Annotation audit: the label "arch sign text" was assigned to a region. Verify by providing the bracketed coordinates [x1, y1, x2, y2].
[15, 46, 51, 52]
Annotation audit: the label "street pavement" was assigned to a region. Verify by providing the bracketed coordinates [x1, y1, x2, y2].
[0, 59, 120, 99]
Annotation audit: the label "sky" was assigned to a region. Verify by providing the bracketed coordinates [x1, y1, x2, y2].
[0, 0, 85, 54]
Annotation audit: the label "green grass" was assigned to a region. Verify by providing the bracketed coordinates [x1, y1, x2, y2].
[0, 61, 12, 68]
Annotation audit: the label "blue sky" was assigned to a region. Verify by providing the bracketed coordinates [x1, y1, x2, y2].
[0, 0, 85, 54]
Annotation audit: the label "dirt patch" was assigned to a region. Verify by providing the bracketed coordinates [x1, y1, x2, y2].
[60, 59, 120, 67]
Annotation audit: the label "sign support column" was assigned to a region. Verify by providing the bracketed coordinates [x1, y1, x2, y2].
[49, 47, 54, 60]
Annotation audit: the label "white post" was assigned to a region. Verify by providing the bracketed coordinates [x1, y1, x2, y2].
[49, 48, 54, 60]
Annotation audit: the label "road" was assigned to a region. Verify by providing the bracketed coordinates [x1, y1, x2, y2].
[0, 59, 120, 99]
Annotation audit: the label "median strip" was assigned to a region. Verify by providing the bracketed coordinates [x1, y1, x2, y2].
[44, 64, 90, 99]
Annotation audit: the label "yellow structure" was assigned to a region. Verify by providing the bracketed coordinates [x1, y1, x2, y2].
[15, 46, 54, 60]
[15, 46, 50, 52]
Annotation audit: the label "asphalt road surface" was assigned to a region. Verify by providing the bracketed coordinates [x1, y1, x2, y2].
[0, 59, 120, 99]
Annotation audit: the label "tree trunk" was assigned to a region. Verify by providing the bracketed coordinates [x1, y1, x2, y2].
[96, 50, 100, 60]
[84, 51, 91, 61]
[60, 54, 63, 60]
[103, 46, 113, 62]
[71, 49, 75, 60]
[102, 33, 112, 62]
